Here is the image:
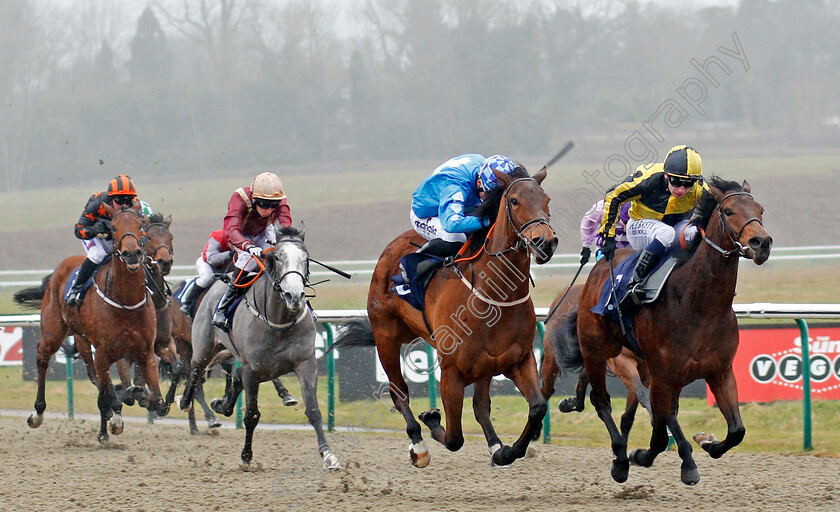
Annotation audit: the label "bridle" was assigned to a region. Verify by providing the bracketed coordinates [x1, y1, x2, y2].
[111, 208, 146, 264]
[484, 177, 552, 257]
[143, 221, 174, 267]
[264, 237, 310, 295]
[244, 236, 312, 331]
[701, 191, 763, 259]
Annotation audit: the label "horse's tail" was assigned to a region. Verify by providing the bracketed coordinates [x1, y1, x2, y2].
[553, 307, 583, 373]
[327, 317, 375, 354]
[12, 274, 52, 310]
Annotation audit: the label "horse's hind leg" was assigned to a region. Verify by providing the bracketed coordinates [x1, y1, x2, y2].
[419, 370, 465, 452]
[295, 357, 340, 469]
[239, 366, 261, 465]
[29, 311, 68, 428]
[472, 377, 504, 459]
[584, 348, 629, 483]
[194, 379, 221, 430]
[94, 355, 117, 443]
[376, 334, 428, 467]
[558, 370, 588, 413]
[212, 365, 243, 417]
[272, 378, 298, 406]
[115, 359, 136, 406]
[134, 349, 169, 417]
[695, 367, 745, 459]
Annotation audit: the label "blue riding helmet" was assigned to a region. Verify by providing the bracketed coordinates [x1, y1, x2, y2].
[478, 155, 516, 191]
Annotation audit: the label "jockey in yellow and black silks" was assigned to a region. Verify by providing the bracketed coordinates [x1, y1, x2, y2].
[599, 145, 711, 305]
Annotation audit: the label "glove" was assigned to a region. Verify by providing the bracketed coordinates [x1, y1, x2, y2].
[482, 217, 491, 228]
[247, 246, 263, 259]
[601, 237, 616, 261]
[579, 246, 591, 265]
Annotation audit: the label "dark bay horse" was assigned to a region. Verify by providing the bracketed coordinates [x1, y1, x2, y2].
[334, 166, 558, 467]
[541, 283, 651, 442]
[556, 177, 772, 485]
[14, 205, 169, 443]
[179, 225, 340, 468]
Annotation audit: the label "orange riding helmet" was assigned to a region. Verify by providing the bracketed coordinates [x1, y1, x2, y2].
[107, 174, 137, 197]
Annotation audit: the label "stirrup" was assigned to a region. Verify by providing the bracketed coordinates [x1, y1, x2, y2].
[211, 311, 231, 330]
[66, 289, 83, 307]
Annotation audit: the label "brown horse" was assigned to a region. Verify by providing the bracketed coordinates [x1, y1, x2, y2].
[555, 177, 772, 485]
[335, 166, 558, 467]
[115, 213, 183, 406]
[14, 205, 169, 443]
[541, 283, 651, 442]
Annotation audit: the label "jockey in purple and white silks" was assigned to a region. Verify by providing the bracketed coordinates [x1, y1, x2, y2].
[409, 154, 516, 258]
[580, 200, 631, 262]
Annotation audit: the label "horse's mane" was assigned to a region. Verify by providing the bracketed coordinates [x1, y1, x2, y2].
[465, 163, 531, 253]
[147, 212, 166, 225]
[277, 225, 303, 240]
[678, 175, 744, 259]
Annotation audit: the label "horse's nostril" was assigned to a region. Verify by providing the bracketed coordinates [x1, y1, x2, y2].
[748, 237, 762, 250]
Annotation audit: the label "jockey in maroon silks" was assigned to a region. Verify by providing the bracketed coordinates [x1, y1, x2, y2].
[210, 172, 292, 331]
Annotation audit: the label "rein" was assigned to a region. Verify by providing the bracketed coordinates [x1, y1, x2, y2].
[701, 191, 763, 258]
[243, 238, 311, 331]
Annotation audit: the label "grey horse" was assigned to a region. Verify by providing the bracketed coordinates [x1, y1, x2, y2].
[178, 223, 339, 469]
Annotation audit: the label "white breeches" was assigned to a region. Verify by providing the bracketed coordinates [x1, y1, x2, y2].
[409, 210, 467, 243]
[626, 218, 697, 251]
[195, 256, 215, 288]
[81, 238, 113, 264]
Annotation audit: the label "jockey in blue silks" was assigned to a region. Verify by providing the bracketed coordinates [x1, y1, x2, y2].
[409, 154, 516, 258]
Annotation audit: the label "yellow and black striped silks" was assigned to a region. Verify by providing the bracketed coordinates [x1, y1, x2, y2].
[599, 163, 711, 238]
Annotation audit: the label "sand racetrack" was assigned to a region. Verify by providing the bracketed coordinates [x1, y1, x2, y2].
[1, 416, 838, 512]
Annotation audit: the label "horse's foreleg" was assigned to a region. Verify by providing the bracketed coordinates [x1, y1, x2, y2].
[295, 358, 340, 470]
[585, 354, 628, 483]
[472, 377, 503, 456]
[492, 356, 546, 467]
[420, 370, 465, 452]
[212, 365, 242, 417]
[115, 359, 136, 406]
[539, 343, 559, 400]
[74, 338, 98, 386]
[272, 378, 298, 406]
[95, 356, 116, 443]
[239, 366, 260, 465]
[697, 367, 745, 459]
[136, 350, 169, 417]
[558, 370, 589, 413]
[194, 378, 220, 429]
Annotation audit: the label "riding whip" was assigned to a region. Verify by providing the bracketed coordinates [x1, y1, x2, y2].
[310, 258, 352, 279]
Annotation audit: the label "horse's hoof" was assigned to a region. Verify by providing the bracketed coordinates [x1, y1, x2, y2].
[122, 386, 138, 406]
[681, 467, 701, 486]
[157, 403, 170, 418]
[27, 412, 43, 428]
[108, 414, 124, 435]
[177, 395, 191, 412]
[491, 445, 514, 467]
[322, 450, 341, 470]
[610, 460, 629, 483]
[210, 398, 226, 415]
[693, 432, 718, 452]
[409, 441, 430, 468]
[557, 398, 577, 413]
[418, 409, 441, 427]
[207, 417, 222, 429]
[98, 433, 109, 445]
[282, 395, 299, 407]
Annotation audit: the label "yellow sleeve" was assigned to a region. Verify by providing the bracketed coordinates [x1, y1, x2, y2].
[600, 169, 646, 238]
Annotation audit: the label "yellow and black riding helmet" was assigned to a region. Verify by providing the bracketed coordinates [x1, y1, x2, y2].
[663, 145, 703, 183]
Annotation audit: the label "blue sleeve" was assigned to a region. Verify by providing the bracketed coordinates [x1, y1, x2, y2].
[438, 184, 484, 234]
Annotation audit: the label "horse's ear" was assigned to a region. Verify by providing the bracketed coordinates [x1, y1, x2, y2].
[492, 168, 514, 189]
[741, 180, 751, 193]
[298, 220, 306, 241]
[165, 215, 172, 227]
[102, 201, 116, 216]
[533, 166, 547, 185]
[709, 185, 724, 202]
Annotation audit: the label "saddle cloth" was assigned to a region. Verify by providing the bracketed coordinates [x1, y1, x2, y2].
[63, 256, 110, 303]
[591, 249, 681, 321]
[391, 252, 445, 311]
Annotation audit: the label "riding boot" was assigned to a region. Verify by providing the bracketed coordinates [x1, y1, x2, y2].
[211, 274, 246, 331]
[179, 282, 208, 317]
[417, 239, 464, 259]
[622, 239, 666, 307]
[66, 258, 98, 307]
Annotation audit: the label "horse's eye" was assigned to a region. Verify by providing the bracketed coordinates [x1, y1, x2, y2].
[510, 198, 519, 206]
[724, 209, 733, 216]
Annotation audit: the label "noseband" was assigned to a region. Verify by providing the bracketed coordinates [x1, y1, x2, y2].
[702, 191, 763, 258]
[265, 238, 310, 296]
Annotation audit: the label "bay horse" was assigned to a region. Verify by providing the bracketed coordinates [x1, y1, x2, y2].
[556, 177, 772, 485]
[540, 283, 651, 442]
[178, 224, 340, 468]
[14, 204, 169, 443]
[334, 166, 558, 467]
[115, 213, 184, 407]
